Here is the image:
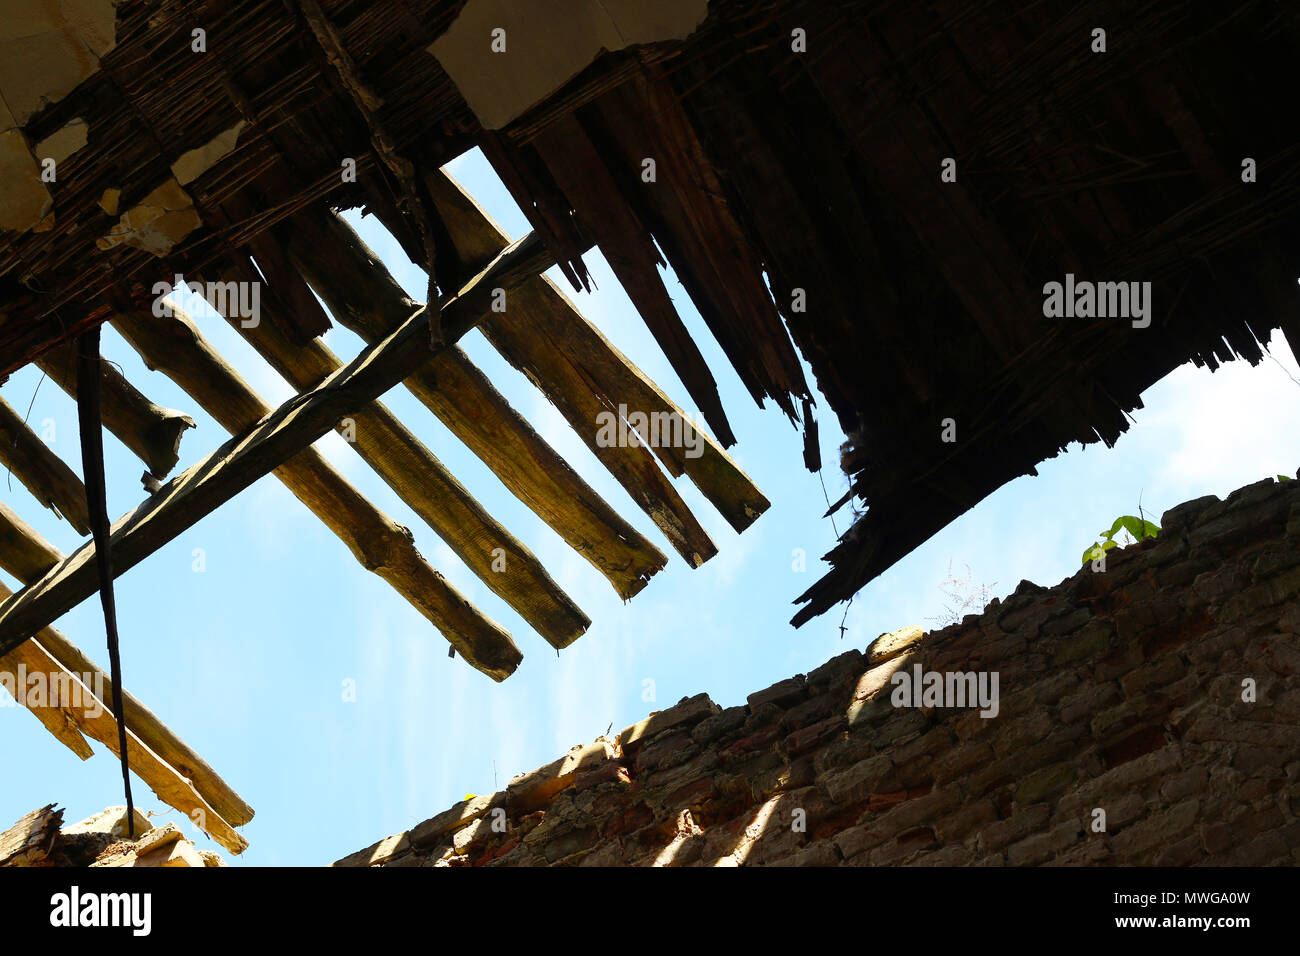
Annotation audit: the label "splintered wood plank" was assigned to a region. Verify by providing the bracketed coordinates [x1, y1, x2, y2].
[0, 232, 551, 675]
[0, 500, 254, 827]
[0, 805, 62, 867]
[428, 169, 770, 535]
[288, 208, 669, 598]
[0, 396, 91, 535]
[193, 258, 591, 650]
[530, 114, 737, 448]
[597, 67, 811, 417]
[111, 306, 522, 678]
[35, 346, 195, 479]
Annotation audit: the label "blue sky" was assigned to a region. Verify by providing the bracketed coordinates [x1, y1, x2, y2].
[2, 150, 1298, 865]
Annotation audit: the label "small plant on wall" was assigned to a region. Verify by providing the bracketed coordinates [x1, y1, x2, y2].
[1081, 514, 1160, 566]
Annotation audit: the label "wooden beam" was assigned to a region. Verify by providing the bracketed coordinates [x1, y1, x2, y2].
[531, 115, 737, 448]
[288, 209, 669, 598]
[0, 616, 247, 854]
[0, 499, 62, 580]
[206, 257, 590, 649]
[34, 344, 195, 479]
[0, 232, 549, 673]
[0, 498, 255, 828]
[0, 625, 96, 760]
[429, 169, 771, 534]
[111, 305, 522, 678]
[0, 395, 91, 535]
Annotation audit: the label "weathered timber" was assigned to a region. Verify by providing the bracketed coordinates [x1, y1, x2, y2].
[111, 306, 523, 676]
[0, 499, 62, 580]
[0, 395, 91, 535]
[428, 169, 770, 534]
[0, 805, 62, 867]
[0, 623, 96, 760]
[0, 232, 551, 673]
[531, 114, 736, 448]
[0, 622, 246, 854]
[34, 344, 195, 478]
[0, 499, 254, 826]
[288, 209, 668, 598]
[208, 258, 590, 648]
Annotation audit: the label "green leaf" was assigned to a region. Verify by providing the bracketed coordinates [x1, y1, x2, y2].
[1279, 475, 1293, 482]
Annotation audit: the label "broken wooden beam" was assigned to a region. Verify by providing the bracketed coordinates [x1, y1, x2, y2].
[0, 395, 91, 535]
[428, 169, 771, 534]
[530, 115, 736, 447]
[0, 616, 96, 760]
[0, 498, 255, 828]
[0, 231, 549, 675]
[288, 209, 668, 598]
[206, 258, 590, 648]
[34, 344, 195, 479]
[111, 305, 523, 678]
[0, 621, 247, 854]
[0, 805, 62, 867]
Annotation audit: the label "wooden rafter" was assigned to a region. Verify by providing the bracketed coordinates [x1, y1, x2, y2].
[287, 209, 669, 598]
[33, 345, 195, 480]
[0, 230, 552, 675]
[428, 169, 771, 535]
[0, 396, 90, 535]
[201, 257, 591, 649]
[0, 499, 254, 829]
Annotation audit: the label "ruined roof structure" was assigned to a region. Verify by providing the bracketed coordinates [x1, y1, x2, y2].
[0, 0, 1298, 870]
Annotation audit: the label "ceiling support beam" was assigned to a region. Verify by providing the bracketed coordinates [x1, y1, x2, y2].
[0, 395, 91, 535]
[0, 498, 254, 829]
[204, 257, 590, 649]
[0, 231, 551, 675]
[34, 344, 195, 480]
[288, 209, 668, 598]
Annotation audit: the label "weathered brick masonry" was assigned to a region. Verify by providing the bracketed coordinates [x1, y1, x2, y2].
[338, 476, 1300, 867]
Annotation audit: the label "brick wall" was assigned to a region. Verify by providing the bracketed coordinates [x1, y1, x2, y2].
[337, 476, 1300, 867]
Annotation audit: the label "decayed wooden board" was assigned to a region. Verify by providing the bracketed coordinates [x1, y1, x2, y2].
[0, 805, 62, 867]
[531, 114, 736, 449]
[417, 170, 716, 564]
[206, 258, 590, 649]
[34, 345, 195, 479]
[111, 306, 522, 679]
[0, 499, 255, 827]
[429, 169, 770, 534]
[0, 232, 550, 674]
[288, 209, 669, 599]
[0, 396, 90, 535]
